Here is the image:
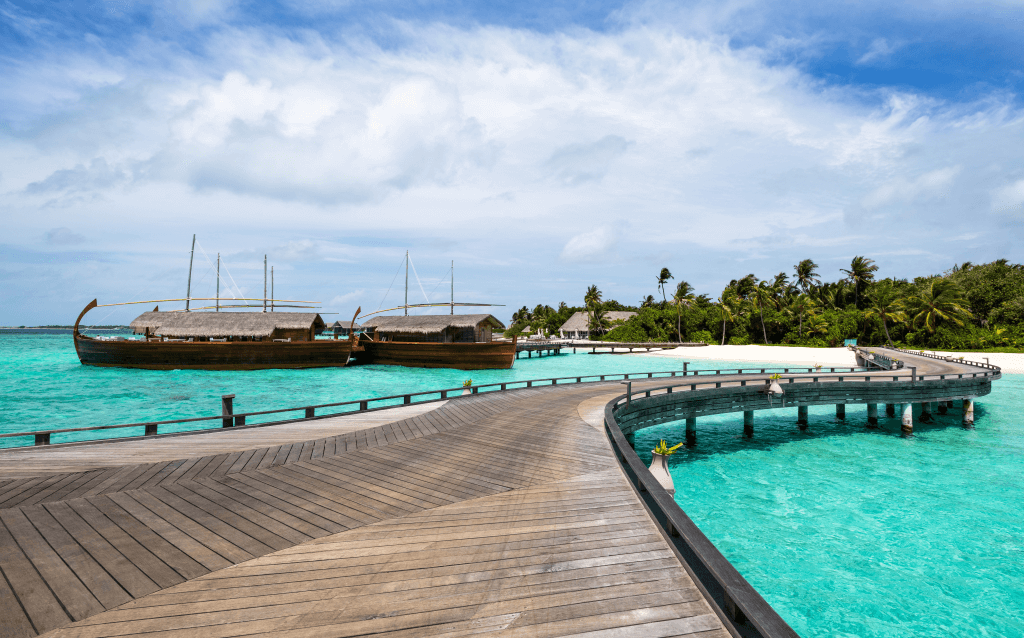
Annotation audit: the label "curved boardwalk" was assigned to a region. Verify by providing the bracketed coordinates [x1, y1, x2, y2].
[0, 382, 729, 638]
[0, 349, 997, 638]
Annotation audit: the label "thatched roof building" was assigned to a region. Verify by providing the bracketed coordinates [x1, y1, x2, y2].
[130, 312, 326, 341]
[360, 314, 505, 343]
[558, 311, 636, 339]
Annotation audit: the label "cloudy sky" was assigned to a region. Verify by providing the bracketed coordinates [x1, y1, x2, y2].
[2, 0, 1022, 325]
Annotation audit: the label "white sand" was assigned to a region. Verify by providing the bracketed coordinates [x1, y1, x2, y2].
[640, 345, 859, 368]
[640, 344, 1023, 374]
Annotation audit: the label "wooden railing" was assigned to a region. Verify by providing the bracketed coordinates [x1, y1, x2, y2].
[1, 365, 865, 448]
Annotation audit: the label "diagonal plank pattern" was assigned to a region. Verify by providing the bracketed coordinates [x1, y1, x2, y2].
[0, 382, 728, 638]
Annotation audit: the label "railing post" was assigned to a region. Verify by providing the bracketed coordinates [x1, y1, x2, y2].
[683, 362, 688, 376]
[360, 400, 368, 410]
[145, 423, 158, 436]
[305, 407, 315, 418]
[222, 394, 235, 428]
[34, 432, 50, 446]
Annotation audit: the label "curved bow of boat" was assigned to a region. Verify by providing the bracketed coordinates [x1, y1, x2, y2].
[73, 299, 98, 338]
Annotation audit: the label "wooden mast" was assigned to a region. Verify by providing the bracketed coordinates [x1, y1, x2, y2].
[186, 234, 195, 312]
[271, 266, 274, 312]
[263, 255, 267, 313]
[451, 260, 454, 315]
[216, 253, 220, 312]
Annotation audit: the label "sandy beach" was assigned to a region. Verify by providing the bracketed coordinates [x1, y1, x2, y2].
[640, 344, 1024, 374]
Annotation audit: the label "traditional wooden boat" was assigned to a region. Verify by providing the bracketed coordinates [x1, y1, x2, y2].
[74, 300, 358, 370]
[355, 315, 516, 370]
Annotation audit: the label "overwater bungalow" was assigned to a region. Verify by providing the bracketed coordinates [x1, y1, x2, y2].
[330, 319, 362, 336]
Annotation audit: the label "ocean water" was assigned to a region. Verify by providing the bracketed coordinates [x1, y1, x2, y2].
[635, 376, 1024, 637]
[0, 332, 734, 446]
[3, 333, 1022, 636]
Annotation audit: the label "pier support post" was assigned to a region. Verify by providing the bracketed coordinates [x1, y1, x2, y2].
[797, 406, 808, 430]
[946, 400, 955, 408]
[222, 394, 235, 428]
[901, 403, 913, 434]
[920, 402, 933, 423]
[937, 402, 948, 415]
[625, 431, 635, 448]
[836, 403, 846, 420]
[686, 417, 697, 445]
[743, 410, 754, 437]
[867, 404, 878, 427]
[886, 404, 896, 417]
[963, 398, 975, 427]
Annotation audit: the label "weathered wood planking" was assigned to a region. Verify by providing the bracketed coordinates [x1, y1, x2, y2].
[0, 382, 732, 638]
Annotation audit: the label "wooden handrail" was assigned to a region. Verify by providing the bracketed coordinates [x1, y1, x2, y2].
[1, 365, 866, 446]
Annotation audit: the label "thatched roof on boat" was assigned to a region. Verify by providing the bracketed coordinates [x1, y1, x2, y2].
[559, 311, 636, 333]
[360, 314, 505, 334]
[129, 311, 325, 338]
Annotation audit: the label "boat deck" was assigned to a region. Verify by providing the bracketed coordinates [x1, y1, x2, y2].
[0, 381, 730, 638]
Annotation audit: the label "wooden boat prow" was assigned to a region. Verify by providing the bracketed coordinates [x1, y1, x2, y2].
[73, 300, 358, 371]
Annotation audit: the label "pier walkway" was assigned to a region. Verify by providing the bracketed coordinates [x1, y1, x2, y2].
[0, 348, 998, 638]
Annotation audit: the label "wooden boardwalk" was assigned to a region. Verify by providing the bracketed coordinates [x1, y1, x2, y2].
[0, 381, 731, 638]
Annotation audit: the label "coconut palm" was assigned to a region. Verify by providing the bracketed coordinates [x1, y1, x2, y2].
[639, 294, 656, 308]
[589, 305, 611, 336]
[751, 280, 774, 343]
[787, 294, 818, 338]
[840, 256, 878, 308]
[657, 268, 673, 304]
[584, 285, 602, 336]
[717, 290, 740, 345]
[672, 281, 695, 342]
[906, 279, 971, 333]
[864, 282, 906, 347]
[794, 259, 820, 294]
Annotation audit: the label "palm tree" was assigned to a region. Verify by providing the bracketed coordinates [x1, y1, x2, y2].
[672, 281, 695, 342]
[840, 256, 878, 308]
[864, 281, 906, 347]
[639, 294, 656, 308]
[752, 280, 774, 343]
[906, 279, 971, 333]
[589, 305, 610, 336]
[657, 268, 673, 304]
[788, 294, 818, 338]
[584, 285, 602, 336]
[794, 259, 820, 294]
[717, 290, 739, 345]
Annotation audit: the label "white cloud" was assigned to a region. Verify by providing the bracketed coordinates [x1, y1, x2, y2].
[856, 38, 904, 65]
[861, 166, 961, 209]
[991, 179, 1024, 213]
[560, 227, 617, 263]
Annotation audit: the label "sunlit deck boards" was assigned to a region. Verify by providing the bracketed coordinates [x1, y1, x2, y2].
[0, 383, 730, 638]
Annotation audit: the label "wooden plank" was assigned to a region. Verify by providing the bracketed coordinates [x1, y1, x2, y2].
[0, 517, 70, 635]
[0, 508, 104, 620]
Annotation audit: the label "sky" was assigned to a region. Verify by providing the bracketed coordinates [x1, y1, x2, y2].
[1, 0, 1023, 326]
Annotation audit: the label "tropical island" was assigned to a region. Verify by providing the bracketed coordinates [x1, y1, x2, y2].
[505, 257, 1024, 352]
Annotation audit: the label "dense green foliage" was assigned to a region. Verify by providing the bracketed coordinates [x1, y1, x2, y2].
[506, 259, 1024, 350]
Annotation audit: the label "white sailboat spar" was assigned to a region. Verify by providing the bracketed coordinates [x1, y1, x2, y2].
[358, 251, 504, 321]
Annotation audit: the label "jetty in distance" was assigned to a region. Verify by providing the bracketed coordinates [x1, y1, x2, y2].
[0, 348, 999, 637]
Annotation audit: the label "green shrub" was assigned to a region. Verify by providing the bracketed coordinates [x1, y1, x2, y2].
[690, 329, 713, 344]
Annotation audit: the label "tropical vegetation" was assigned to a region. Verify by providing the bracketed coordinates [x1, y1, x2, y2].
[504, 258, 1024, 351]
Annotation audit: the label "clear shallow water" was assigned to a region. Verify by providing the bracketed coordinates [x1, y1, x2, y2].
[0, 333, 732, 446]
[636, 375, 1024, 637]
[3, 334, 1022, 636]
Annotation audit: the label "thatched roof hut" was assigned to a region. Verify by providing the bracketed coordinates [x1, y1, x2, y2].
[130, 312, 326, 340]
[558, 311, 636, 339]
[360, 314, 505, 343]
[330, 320, 362, 331]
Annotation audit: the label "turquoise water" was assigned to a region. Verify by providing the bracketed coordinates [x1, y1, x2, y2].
[636, 376, 1024, 637]
[0, 333, 732, 446]
[3, 333, 1023, 636]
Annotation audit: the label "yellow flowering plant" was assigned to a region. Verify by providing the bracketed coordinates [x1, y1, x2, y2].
[652, 439, 684, 455]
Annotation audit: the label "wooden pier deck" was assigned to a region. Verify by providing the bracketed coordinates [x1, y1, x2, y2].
[0, 381, 730, 638]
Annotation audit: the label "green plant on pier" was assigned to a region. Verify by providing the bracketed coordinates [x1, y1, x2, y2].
[652, 440, 684, 456]
[463, 379, 473, 387]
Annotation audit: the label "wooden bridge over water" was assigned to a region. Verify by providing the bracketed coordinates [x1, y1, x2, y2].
[0, 348, 999, 638]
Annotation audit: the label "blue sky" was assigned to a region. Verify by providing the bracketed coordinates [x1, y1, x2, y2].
[1, 0, 1023, 325]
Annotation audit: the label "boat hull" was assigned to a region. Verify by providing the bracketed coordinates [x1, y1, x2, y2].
[356, 341, 516, 370]
[74, 335, 355, 370]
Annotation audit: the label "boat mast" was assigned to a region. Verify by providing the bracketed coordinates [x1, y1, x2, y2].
[216, 253, 220, 312]
[451, 260, 454, 315]
[185, 234, 195, 312]
[263, 255, 267, 313]
[271, 267, 274, 312]
[404, 250, 409, 316]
